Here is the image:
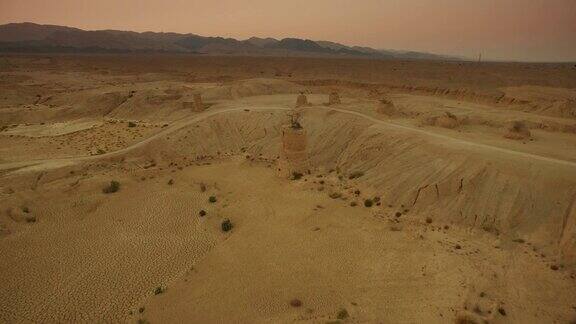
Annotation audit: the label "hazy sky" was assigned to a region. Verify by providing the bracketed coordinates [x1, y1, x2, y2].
[1, 0, 575, 62]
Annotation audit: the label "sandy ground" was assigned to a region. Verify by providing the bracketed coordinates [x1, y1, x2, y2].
[0, 55, 575, 324]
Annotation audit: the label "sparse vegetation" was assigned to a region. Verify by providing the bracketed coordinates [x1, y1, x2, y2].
[221, 219, 233, 232]
[348, 171, 364, 179]
[154, 286, 164, 295]
[389, 225, 402, 231]
[290, 299, 302, 307]
[364, 199, 373, 207]
[329, 192, 342, 199]
[292, 172, 303, 180]
[102, 180, 120, 194]
[337, 308, 349, 320]
[209, 196, 217, 203]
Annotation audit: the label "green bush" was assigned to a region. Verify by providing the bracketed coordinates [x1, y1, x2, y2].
[337, 308, 349, 320]
[221, 219, 233, 232]
[102, 181, 120, 194]
[329, 192, 342, 199]
[291, 172, 303, 180]
[364, 199, 373, 207]
[348, 171, 364, 179]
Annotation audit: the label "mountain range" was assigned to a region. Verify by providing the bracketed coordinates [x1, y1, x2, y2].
[0, 22, 458, 60]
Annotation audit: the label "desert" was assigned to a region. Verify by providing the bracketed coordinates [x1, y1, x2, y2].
[0, 52, 575, 323]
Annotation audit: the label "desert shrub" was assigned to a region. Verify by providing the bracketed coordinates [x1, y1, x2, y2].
[292, 172, 303, 180]
[329, 192, 342, 199]
[290, 299, 302, 307]
[364, 199, 373, 207]
[21, 206, 30, 213]
[348, 171, 364, 179]
[199, 210, 207, 217]
[221, 219, 233, 232]
[209, 196, 217, 203]
[96, 149, 106, 155]
[395, 212, 402, 217]
[128, 121, 137, 127]
[102, 181, 120, 194]
[337, 308, 349, 320]
[425, 217, 433, 224]
[389, 225, 402, 231]
[154, 286, 164, 295]
[25, 216, 37, 223]
[350, 201, 357, 207]
[167, 179, 174, 185]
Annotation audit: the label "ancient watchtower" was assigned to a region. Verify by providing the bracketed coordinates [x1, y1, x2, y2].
[295, 92, 309, 108]
[277, 111, 309, 178]
[183, 93, 205, 112]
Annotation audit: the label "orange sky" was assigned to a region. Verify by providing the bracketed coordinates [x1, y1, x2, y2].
[1, 0, 575, 62]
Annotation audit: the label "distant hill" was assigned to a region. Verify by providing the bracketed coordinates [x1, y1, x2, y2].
[0, 22, 459, 60]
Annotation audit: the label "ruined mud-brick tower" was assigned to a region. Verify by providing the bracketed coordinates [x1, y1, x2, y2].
[193, 93, 205, 111]
[277, 118, 309, 178]
[182, 93, 205, 112]
[328, 91, 341, 105]
[295, 92, 309, 108]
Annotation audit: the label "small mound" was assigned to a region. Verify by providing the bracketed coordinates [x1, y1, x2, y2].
[436, 112, 459, 129]
[375, 98, 400, 117]
[420, 111, 459, 129]
[504, 121, 531, 140]
[327, 91, 341, 105]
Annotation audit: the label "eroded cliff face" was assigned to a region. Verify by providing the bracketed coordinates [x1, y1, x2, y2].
[115, 108, 576, 266]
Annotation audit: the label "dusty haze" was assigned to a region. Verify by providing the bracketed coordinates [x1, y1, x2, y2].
[0, 0, 575, 62]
